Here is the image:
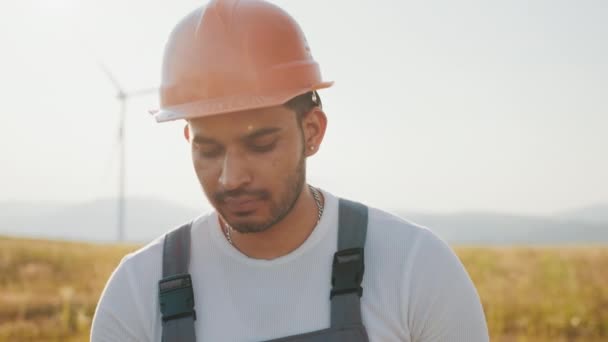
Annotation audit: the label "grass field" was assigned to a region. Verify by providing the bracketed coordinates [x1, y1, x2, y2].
[0, 236, 607, 341]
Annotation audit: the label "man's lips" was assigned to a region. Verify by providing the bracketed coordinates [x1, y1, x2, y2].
[222, 196, 262, 213]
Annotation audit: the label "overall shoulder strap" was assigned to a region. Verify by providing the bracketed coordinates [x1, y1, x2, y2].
[331, 199, 368, 328]
[159, 222, 197, 342]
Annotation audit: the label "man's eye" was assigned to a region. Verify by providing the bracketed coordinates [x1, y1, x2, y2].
[250, 142, 277, 153]
[200, 151, 221, 158]
[197, 147, 222, 158]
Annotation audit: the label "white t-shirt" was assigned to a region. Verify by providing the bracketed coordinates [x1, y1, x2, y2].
[91, 190, 489, 342]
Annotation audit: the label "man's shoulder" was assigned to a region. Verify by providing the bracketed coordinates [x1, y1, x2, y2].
[327, 193, 440, 253]
[104, 225, 174, 294]
[360, 203, 455, 269]
[120, 234, 164, 271]
[93, 214, 215, 330]
[121, 212, 214, 270]
[365, 204, 435, 243]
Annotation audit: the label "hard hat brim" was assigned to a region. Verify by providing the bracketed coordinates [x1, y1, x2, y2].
[152, 82, 333, 123]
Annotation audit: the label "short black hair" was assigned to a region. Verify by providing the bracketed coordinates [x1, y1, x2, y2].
[284, 91, 322, 120]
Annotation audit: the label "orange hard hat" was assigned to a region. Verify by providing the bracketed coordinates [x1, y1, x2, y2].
[152, 0, 333, 123]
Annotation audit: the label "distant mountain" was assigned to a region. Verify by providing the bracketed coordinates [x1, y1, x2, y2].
[1, 199, 606, 244]
[399, 211, 608, 245]
[1, 201, 68, 219]
[555, 204, 608, 225]
[0, 197, 205, 243]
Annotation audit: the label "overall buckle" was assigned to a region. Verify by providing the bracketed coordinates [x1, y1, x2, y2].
[330, 248, 364, 299]
[159, 274, 197, 322]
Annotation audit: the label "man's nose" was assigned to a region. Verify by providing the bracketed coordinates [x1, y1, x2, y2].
[218, 150, 252, 191]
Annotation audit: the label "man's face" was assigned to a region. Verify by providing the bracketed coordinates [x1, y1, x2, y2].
[185, 106, 307, 234]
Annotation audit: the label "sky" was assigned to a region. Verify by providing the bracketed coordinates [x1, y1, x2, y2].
[0, 0, 606, 216]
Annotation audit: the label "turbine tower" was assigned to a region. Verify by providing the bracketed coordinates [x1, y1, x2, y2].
[99, 63, 156, 242]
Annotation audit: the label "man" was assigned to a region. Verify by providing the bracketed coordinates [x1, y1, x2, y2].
[91, 0, 489, 341]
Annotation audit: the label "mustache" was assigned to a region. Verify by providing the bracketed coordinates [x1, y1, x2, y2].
[214, 188, 271, 203]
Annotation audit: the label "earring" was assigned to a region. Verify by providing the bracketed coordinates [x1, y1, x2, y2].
[309, 146, 315, 151]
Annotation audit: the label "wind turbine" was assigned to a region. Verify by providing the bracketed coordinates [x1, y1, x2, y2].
[99, 62, 157, 242]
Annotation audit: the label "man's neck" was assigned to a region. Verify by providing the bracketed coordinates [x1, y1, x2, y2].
[221, 185, 323, 260]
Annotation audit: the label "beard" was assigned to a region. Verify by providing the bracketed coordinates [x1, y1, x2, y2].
[213, 150, 306, 234]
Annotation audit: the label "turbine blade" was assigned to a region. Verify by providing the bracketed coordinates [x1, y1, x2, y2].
[98, 61, 125, 93]
[126, 87, 158, 97]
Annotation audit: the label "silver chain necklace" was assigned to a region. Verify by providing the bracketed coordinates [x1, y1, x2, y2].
[222, 185, 324, 245]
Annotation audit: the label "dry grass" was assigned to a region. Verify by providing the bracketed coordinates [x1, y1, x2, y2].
[1, 236, 607, 341]
[0, 236, 136, 342]
[457, 246, 608, 341]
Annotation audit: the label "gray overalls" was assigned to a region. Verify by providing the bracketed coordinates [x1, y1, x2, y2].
[158, 199, 370, 341]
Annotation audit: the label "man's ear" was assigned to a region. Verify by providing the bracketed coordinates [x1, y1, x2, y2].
[183, 124, 190, 142]
[302, 107, 328, 156]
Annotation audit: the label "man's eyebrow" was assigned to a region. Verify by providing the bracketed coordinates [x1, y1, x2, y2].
[192, 127, 281, 145]
[192, 134, 219, 145]
[243, 127, 282, 141]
